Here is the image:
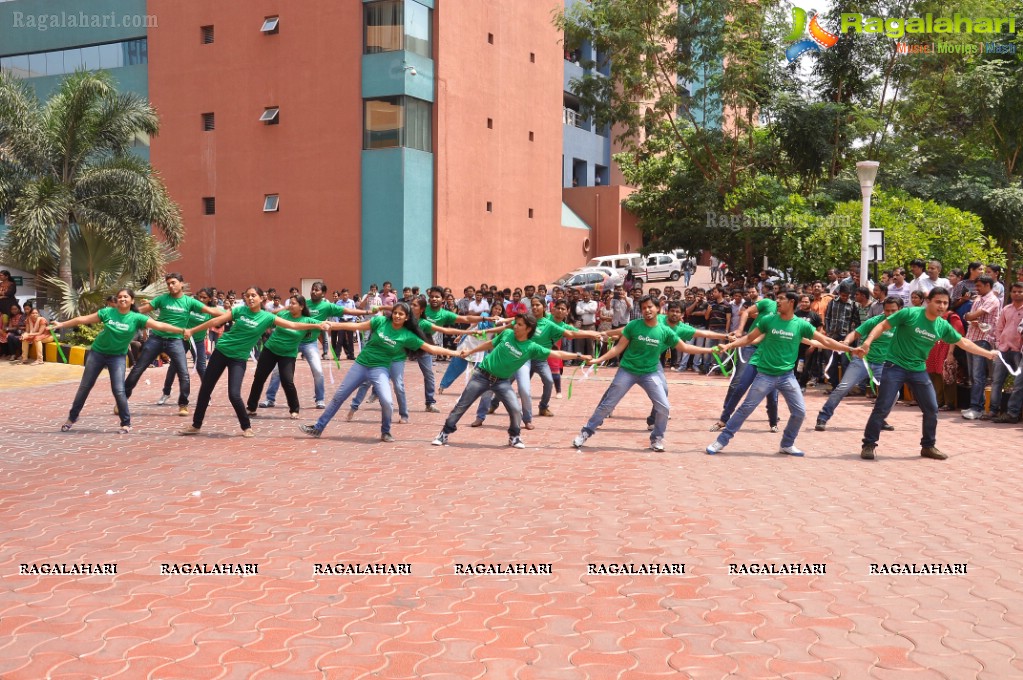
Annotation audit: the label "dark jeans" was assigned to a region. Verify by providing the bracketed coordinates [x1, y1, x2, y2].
[530, 358, 555, 410]
[162, 338, 208, 396]
[718, 348, 778, 426]
[68, 350, 130, 427]
[332, 329, 355, 359]
[443, 369, 522, 437]
[125, 335, 190, 406]
[863, 362, 939, 448]
[247, 349, 298, 414]
[193, 349, 249, 430]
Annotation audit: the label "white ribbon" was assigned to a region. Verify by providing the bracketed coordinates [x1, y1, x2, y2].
[580, 365, 594, 379]
[997, 351, 1022, 377]
[736, 347, 748, 364]
[824, 350, 837, 375]
[862, 357, 880, 385]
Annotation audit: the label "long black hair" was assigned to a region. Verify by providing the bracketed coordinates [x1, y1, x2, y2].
[392, 301, 431, 357]
[289, 294, 311, 317]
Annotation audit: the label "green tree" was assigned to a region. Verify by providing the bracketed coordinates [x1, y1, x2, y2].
[0, 70, 182, 312]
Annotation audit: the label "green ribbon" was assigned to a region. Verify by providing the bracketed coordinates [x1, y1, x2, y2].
[49, 328, 67, 363]
[711, 347, 731, 377]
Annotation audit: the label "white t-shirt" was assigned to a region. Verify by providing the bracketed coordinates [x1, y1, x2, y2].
[576, 300, 598, 325]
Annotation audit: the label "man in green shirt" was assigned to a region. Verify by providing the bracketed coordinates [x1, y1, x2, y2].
[815, 297, 904, 431]
[855, 287, 998, 460]
[431, 314, 586, 449]
[416, 287, 490, 412]
[123, 273, 222, 416]
[707, 292, 854, 456]
[572, 296, 717, 452]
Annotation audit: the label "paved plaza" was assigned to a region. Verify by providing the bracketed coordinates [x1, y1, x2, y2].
[1, 357, 1022, 679]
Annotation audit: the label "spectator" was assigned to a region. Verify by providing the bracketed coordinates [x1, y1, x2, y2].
[0, 270, 16, 315]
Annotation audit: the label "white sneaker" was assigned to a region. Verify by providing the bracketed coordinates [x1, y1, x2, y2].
[509, 436, 526, 449]
[555, 393, 563, 399]
[961, 409, 981, 420]
[650, 438, 665, 452]
[778, 446, 805, 457]
[315, 401, 326, 409]
[431, 432, 448, 446]
[155, 394, 170, 405]
[572, 431, 590, 448]
[705, 440, 724, 455]
[708, 421, 725, 432]
[647, 423, 655, 431]
[770, 425, 779, 433]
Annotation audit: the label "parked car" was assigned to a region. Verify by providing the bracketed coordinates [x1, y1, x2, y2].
[587, 253, 645, 277]
[548, 267, 624, 294]
[635, 253, 683, 282]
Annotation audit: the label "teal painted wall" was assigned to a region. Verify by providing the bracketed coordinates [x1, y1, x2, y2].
[362, 51, 434, 102]
[0, 0, 148, 55]
[361, 148, 434, 290]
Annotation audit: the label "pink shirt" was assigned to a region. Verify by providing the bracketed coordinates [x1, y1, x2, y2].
[966, 291, 1000, 344]
[995, 301, 1023, 352]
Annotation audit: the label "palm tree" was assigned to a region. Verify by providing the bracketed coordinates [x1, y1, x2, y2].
[0, 69, 182, 315]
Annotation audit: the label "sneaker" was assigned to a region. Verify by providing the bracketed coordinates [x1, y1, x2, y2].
[860, 445, 876, 460]
[315, 401, 326, 409]
[980, 412, 993, 421]
[961, 409, 982, 420]
[290, 412, 300, 419]
[539, 408, 554, 417]
[178, 406, 189, 417]
[523, 421, 535, 431]
[299, 424, 321, 438]
[650, 438, 665, 452]
[509, 436, 526, 449]
[398, 416, 409, 424]
[647, 422, 655, 431]
[920, 446, 947, 460]
[381, 433, 394, 443]
[470, 418, 484, 427]
[778, 446, 805, 457]
[242, 429, 255, 438]
[180, 426, 201, 436]
[770, 425, 779, 433]
[346, 409, 357, 422]
[156, 394, 170, 406]
[259, 400, 275, 408]
[555, 393, 563, 399]
[246, 409, 258, 417]
[431, 432, 449, 446]
[880, 422, 895, 431]
[425, 404, 440, 413]
[571, 431, 590, 448]
[814, 420, 826, 432]
[706, 440, 724, 455]
[994, 414, 1021, 424]
[708, 421, 725, 432]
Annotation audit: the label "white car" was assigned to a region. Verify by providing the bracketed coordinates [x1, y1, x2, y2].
[548, 267, 624, 294]
[636, 253, 683, 282]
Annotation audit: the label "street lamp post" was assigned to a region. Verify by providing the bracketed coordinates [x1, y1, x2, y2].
[856, 161, 880, 282]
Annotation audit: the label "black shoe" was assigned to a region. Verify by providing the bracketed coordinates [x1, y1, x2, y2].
[880, 422, 894, 431]
[994, 414, 1020, 424]
[814, 420, 826, 431]
[299, 424, 322, 438]
[920, 447, 947, 460]
[860, 445, 876, 460]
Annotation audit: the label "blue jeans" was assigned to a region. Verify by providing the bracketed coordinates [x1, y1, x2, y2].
[581, 368, 669, 442]
[718, 348, 778, 426]
[442, 369, 522, 437]
[715, 372, 804, 449]
[162, 338, 208, 396]
[863, 362, 938, 448]
[477, 362, 532, 423]
[69, 350, 130, 427]
[124, 334, 190, 406]
[267, 341, 324, 404]
[439, 356, 471, 389]
[818, 360, 885, 423]
[968, 340, 992, 411]
[316, 362, 393, 435]
[647, 365, 668, 426]
[350, 361, 409, 419]
[416, 353, 436, 406]
[683, 271, 693, 286]
[530, 359, 555, 410]
[994, 349, 1018, 413]
[689, 336, 710, 370]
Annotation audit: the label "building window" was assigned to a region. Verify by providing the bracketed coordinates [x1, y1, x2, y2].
[486, 202, 493, 212]
[201, 25, 215, 44]
[530, 52, 535, 63]
[528, 209, 534, 219]
[260, 107, 280, 125]
[261, 17, 280, 34]
[364, 0, 432, 58]
[263, 195, 280, 212]
[488, 33, 494, 44]
[487, 118, 493, 129]
[203, 197, 216, 215]
[202, 112, 215, 131]
[363, 96, 432, 152]
[0, 39, 148, 79]
[529, 131, 534, 141]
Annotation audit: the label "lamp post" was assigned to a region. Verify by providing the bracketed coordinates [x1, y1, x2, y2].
[856, 161, 880, 282]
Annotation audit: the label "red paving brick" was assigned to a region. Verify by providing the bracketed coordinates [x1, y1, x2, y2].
[2, 357, 1023, 678]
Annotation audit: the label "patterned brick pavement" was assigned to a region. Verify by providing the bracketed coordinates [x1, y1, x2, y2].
[1, 358, 1022, 679]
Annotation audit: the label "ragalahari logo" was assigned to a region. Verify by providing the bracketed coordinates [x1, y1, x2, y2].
[784, 7, 840, 62]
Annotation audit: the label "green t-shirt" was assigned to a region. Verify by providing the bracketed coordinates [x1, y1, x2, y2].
[531, 316, 571, 349]
[619, 318, 680, 375]
[479, 329, 552, 378]
[265, 311, 318, 357]
[304, 299, 348, 343]
[185, 305, 212, 341]
[425, 306, 458, 327]
[149, 293, 205, 339]
[357, 315, 426, 368]
[91, 307, 150, 355]
[756, 298, 778, 315]
[856, 314, 895, 365]
[750, 313, 816, 376]
[216, 306, 277, 360]
[884, 306, 962, 372]
[657, 315, 697, 342]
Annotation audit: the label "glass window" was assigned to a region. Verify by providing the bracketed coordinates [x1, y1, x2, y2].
[98, 43, 121, 69]
[124, 38, 147, 66]
[63, 48, 83, 72]
[81, 46, 101, 70]
[27, 52, 45, 77]
[405, 1, 432, 57]
[404, 97, 431, 152]
[364, 97, 403, 149]
[263, 195, 280, 212]
[45, 50, 63, 76]
[261, 17, 280, 34]
[364, 0, 403, 53]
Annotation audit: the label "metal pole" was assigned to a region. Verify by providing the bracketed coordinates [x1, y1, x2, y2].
[860, 184, 872, 282]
